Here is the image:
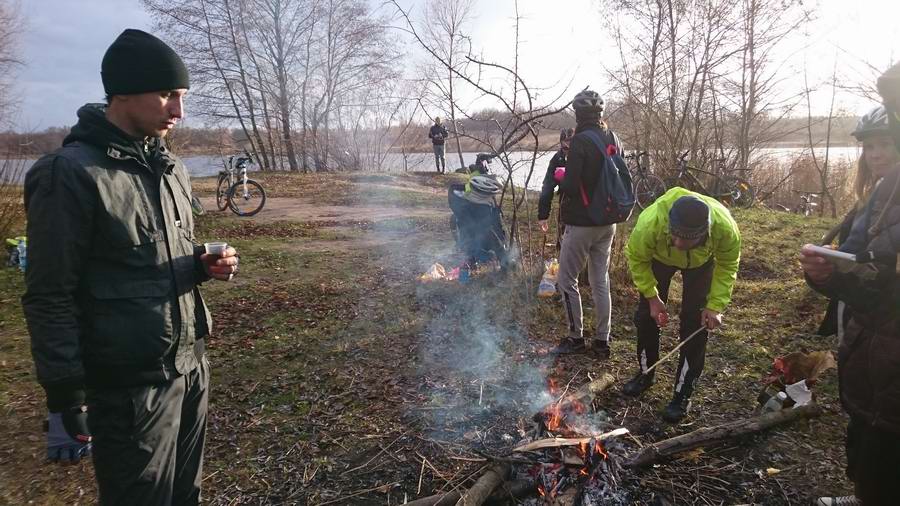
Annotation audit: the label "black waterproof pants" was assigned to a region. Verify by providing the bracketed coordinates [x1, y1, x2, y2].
[88, 356, 209, 506]
[634, 259, 713, 398]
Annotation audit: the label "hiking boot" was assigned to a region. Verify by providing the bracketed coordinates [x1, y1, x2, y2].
[552, 337, 586, 354]
[815, 496, 861, 506]
[622, 372, 654, 397]
[590, 340, 611, 360]
[662, 394, 692, 423]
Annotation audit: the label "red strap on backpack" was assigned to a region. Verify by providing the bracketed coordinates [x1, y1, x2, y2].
[577, 138, 619, 207]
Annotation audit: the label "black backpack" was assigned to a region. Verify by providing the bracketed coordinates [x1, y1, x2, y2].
[577, 129, 636, 225]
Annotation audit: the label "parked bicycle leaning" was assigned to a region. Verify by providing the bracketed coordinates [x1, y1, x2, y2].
[216, 151, 267, 216]
[668, 152, 754, 209]
[626, 151, 666, 209]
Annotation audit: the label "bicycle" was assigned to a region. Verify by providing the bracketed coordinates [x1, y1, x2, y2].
[793, 190, 822, 217]
[216, 152, 267, 217]
[625, 150, 666, 209]
[668, 152, 755, 209]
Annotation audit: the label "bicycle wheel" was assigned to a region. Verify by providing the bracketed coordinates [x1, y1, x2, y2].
[216, 174, 231, 211]
[191, 193, 205, 216]
[719, 176, 755, 209]
[634, 174, 666, 209]
[227, 179, 267, 216]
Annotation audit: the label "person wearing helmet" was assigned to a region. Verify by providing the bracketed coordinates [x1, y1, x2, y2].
[818, 105, 899, 337]
[803, 101, 900, 506]
[552, 90, 622, 359]
[538, 128, 575, 251]
[428, 117, 449, 173]
[458, 174, 503, 205]
[622, 188, 740, 423]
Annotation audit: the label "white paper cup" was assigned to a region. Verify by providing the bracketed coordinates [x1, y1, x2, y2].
[204, 241, 228, 256]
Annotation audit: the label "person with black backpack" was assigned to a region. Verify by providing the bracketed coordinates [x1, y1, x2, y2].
[552, 90, 630, 359]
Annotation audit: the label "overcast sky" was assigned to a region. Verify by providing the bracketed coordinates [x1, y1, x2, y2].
[11, 0, 900, 130]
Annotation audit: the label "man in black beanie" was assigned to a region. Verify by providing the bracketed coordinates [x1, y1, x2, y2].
[22, 29, 239, 505]
[623, 188, 741, 422]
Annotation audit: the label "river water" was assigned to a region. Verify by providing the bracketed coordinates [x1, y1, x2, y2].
[3, 146, 860, 192]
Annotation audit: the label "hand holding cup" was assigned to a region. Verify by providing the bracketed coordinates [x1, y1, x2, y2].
[202, 242, 239, 281]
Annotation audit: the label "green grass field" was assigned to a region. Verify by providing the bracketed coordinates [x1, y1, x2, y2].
[0, 173, 853, 505]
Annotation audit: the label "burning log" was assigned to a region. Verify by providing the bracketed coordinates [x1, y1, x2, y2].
[625, 404, 823, 468]
[512, 428, 630, 453]
[559, 373, 615, 409]
[455, 463, 510, 506]
[535, 373, 616, 437]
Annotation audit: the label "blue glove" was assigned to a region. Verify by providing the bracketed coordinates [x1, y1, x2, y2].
[46, 405, 92, 463]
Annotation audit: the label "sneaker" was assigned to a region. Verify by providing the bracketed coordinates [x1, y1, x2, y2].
[662, 394, 691, 423]
[591, 341, 611, 360]
[815, 496, 861, 506]
[552, 337, 586, 354]
[622, 372, 654, 397]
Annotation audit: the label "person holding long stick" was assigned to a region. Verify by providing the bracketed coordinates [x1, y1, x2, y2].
[621, 187, 741, 422]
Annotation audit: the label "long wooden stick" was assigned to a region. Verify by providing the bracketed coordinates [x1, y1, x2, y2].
[624, 404, 823, 468]
[642, 327, 708, 375]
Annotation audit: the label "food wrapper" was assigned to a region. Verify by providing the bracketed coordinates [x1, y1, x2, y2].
[419, 263, 447, 282]
[537, 258, 559, 297]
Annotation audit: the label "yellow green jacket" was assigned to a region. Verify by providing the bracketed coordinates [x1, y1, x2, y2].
[624, 187, 741, 312]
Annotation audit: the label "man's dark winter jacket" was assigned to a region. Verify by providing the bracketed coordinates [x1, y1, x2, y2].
[538, 150, 566, 221]
[429, 124, 448, 145]
[809, 171, 900, 434]
[558, 123, 621, 226]
[22, 104, 212, 410]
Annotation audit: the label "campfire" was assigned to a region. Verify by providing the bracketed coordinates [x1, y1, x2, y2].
[511, 374, 630, 505]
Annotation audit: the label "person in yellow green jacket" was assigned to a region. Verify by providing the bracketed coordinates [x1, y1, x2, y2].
[622, 187, 741, 422]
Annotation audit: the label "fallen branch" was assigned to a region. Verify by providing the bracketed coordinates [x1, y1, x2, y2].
[403, 478, 533, 506]
[625, 404, 823, 468]
[455, 463, 510, 506]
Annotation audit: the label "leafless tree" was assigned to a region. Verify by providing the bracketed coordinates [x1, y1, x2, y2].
[601, 0, 810, 192]
[391, 0, 573, 258]
[0, 0, 24, 241]
[418, 0, 475, 173]
[0, 0, 24, 126]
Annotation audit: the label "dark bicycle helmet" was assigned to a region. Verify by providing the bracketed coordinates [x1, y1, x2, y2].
[572, 89, 604, 113]
[851, 105, 889, 141]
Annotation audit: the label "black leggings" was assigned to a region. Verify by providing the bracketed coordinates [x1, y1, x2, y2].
[633, 259, 714, 397]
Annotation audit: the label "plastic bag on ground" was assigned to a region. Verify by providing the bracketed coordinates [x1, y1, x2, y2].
[419, 263, 447, 282]
[537, 258, 559, 297]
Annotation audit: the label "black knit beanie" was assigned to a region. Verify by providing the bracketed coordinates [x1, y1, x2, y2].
[101, 29, 190, 95]
[669, 195, 710, 240]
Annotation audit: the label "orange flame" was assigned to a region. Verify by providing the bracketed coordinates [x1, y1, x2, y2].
[594, 439, 608, 459]
[546, 403, 563, 432]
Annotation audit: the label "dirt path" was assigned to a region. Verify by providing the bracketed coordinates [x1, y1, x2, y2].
[200, 196, 446, 223]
